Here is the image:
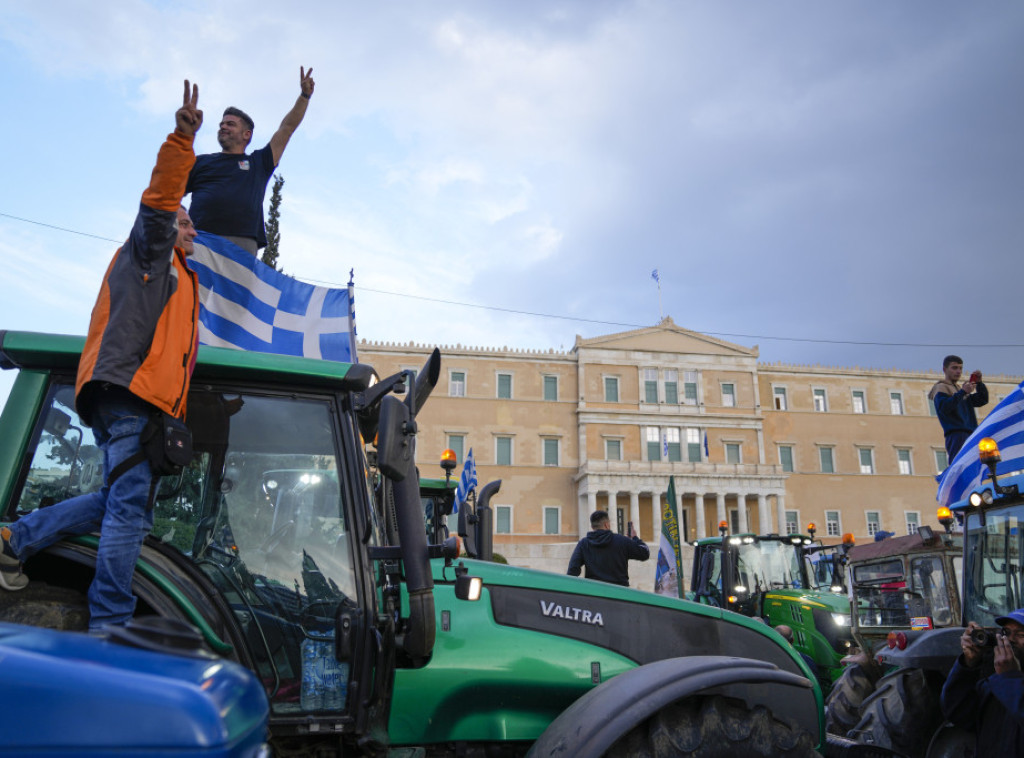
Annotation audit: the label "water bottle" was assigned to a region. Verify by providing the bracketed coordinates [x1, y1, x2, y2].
[300, 636, 324, 711]
[301, 632, 349, 711]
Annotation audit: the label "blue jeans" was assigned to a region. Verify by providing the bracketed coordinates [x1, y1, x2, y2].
[10, 392, 155, 630]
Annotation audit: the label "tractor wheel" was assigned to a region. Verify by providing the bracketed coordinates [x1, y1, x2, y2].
[609, 694, 820, 757]
[846, 667, 943, 758]
[0, 582, 89, 631]
[825, 659, 882, 737]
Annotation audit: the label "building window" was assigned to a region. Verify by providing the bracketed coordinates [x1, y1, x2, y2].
[686, 428, 702, 463]
[866, 511, 881, 536]
[813, 388, 828, 412]
[496, 436, 513, 466]
[722, 383, 736, 408]
[859, 448, 875, 475]
[644, 368, 659, 403]
[497, 372, 512, 399]
[725, 443, 741, 464]
[785, 510, 799, 535]
[927, 392, 937, 416]
[773, 386, 788, 410]
[665, 428, 681, 462]
[447, 434, 465, 466]
[826, 510, 841, 537]
[683, 371, 698, 406]
[495, 505, 512, 534]
[934, 449, 948, 473]
[646, 427, 661, 462]
[852, 390, 867, 414]
[819, 446, 835, 474]
[779, 445, 794, 473]
[905, 511, 920, 535]
[664, 370, 678, 404]
[604, 376, 619, 403]
[543, 438, 559, 466]
[543, 375, 558, 402]
[897, 448, 913, 475]
[890, 391, 904, 416]
[449, 371, 466, 397]
[605, 439, 622, 461]
[543, 506, 560, 535]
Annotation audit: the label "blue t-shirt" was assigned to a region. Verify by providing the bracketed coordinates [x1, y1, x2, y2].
[186, 144, 275, 248]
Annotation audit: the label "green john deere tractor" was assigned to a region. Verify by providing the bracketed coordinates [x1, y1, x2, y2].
[690, 528, 856, 692]
[0, 330, 872, 756]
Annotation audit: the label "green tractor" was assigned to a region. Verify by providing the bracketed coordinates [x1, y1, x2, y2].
[690, 526, 856, 692]
[0, 330, 864, 756]
[827, 437, 1024, 757]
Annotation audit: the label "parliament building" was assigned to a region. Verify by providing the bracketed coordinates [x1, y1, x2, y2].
[360, 318, 1020, 591]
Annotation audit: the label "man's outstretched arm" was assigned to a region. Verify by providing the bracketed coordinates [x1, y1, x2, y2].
[269, 66, 315, 165]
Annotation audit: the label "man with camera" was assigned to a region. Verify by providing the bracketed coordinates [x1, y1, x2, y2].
[567, 510, 649, 587]
[929, 355, 988, 460]
[940, 611, 1024, 754]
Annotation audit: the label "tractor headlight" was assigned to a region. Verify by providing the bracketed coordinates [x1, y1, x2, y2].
[831, 612, 851, 627]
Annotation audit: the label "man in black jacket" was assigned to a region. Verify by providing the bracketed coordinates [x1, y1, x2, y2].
[567, 510, 649, 587]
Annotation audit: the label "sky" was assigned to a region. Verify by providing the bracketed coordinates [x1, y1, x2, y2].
[2, 1, 1023, 408]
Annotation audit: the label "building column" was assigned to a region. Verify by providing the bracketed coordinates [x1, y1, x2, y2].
[608, 491, 618, 530]
[652, 492, 663, 546]
[716, 492, 726, 530]
[629, 491, 641, 538]
[776, 493, 787, 535]
[587, 491, 598, 534]
[757, 493, 768, 533]
[695, 494, 707, 540]
[737, 494, 748, 533]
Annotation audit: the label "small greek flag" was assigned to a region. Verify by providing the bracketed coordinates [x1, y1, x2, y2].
[703, 431, 709, 458]
[189, 233, 357, 362]
[662, 433, 669, 459]
[454, 447, 478, 515]
[651, 269, 660, 283]
[937, 380, 1024, 508]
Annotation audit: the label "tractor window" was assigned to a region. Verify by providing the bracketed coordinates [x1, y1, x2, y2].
[14, 384, 104, 516]
[736, 540, 803, 592]
[910, 555, 954, 626]
[853, 559, 908, 628]
[963, 506, 1024, 628]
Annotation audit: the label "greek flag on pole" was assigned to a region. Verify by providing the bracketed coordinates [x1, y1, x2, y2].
[651, 269, 660, 283]
[703, 431, 709, 459]
[188, 232, 358, 362]
[655, 476, 684, 597]
[936, 379, 1024, 508]
[454, 448, 478, 515]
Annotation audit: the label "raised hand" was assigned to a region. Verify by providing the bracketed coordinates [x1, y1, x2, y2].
[300, 67, 315, 98]
[175, 79, 204, 137]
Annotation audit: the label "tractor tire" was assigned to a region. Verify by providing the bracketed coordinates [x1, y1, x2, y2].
[825, 659, 883, 737]
[846, 667, 943, 758]
[609, 694, 820, 757]
[0, 582, 89, 631]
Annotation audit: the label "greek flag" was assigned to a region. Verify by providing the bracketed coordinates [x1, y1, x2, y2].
[651, 269, 659, 283]
[454, 448, 478, 515]
[937, 379, 1024, 508]
[188, 232, 357, 362]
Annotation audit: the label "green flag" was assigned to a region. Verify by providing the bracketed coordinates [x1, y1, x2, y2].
[655, 476, 684, 597]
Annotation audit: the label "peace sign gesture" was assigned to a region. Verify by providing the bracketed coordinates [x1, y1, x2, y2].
[175, 79, 203, 137]
[300, 67, 315, 99]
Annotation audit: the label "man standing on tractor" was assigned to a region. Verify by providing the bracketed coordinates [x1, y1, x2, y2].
[567, 510, 649, 587]
[929, 354, 988, 460]
[941, 610, 1024, 754]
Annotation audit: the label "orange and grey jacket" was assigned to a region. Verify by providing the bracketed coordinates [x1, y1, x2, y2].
[76, 130, 199, 424]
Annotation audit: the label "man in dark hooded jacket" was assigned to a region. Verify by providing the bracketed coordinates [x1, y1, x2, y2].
[567, 510, 649, 587]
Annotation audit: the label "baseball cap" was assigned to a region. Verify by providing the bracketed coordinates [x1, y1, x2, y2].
[994, 609, 1024, 627]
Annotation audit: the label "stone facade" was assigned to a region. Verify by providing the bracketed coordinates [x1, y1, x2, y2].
[360, 318, 1021, 591]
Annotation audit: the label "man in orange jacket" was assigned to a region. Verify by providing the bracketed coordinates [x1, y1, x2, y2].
[0, 81, 203, 632]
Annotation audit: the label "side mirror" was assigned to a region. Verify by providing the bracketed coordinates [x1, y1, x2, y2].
[375, 395, 411, 481]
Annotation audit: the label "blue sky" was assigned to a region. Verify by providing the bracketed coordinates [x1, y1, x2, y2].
[2, 1, 1023, 406]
